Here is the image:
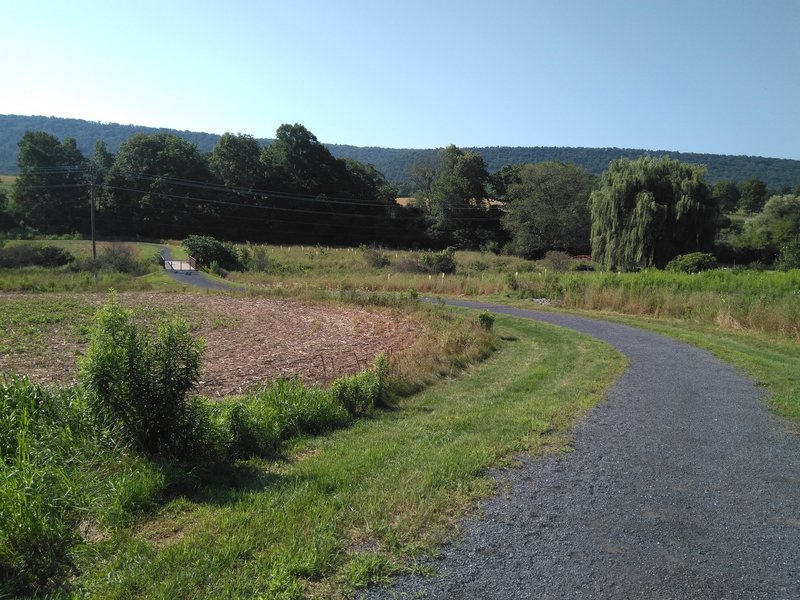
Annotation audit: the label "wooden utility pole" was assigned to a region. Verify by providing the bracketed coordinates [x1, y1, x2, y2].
[89, 163, 97, 283]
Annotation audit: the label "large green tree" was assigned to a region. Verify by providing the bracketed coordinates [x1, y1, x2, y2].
[502, 161, 594, 258]
[739, 178, 768, 213]
[712, 179, 741, 214]
[258, 124, 400, 245]
[262, 123, 346, 195]
[590, 156, 717, 271]
[101, 133, 212, 238]
[13, 132, 89, 234]
[420, 145, 494, 246]
[744, 194, 800, 257]
[209, 133, 263, 190]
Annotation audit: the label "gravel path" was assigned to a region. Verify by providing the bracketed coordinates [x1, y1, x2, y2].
[364, 299, 800, 599]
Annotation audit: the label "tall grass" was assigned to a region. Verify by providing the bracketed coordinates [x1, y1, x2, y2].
[0, 297, 495, 596]
[510, 269, 800, 339]
[0, 376, 163, 596]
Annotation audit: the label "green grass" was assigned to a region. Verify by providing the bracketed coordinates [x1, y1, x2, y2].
[584, 311, 800, 429]
[70, 313, 623, 598]
[0, 297, 96, 355]
[2, 239, 166, 261]
[0, 175, 14, 196]
[0, 377, 164, 596]
[480, 297, 800, 432]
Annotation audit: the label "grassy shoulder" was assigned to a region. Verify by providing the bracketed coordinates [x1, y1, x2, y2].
[483, 296, 800, 432]
[72, 312, 624, 598]
[585, 311, 800, 429]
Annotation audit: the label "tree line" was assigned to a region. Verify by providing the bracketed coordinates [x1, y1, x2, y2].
[3, 114, 800, 188]
[3, 124, 799, 270]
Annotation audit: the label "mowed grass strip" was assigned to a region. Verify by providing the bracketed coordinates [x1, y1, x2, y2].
[75, 314, 625, 599]
[482, 297, 800, 431]
[585, 311, 800, 430]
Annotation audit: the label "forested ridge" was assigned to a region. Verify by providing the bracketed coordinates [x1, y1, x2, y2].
[2, 114, 799, 188]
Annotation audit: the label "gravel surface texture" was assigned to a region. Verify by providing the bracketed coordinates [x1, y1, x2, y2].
[364, 299, 800, 599]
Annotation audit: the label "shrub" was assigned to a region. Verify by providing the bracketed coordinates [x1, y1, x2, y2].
[79, 293, 208, 459]
[541, 250, 572, 272]
[97, 244, 138, 273]
[776, 238, 800, 271]
[362, 245, 391, 268]
[666, 252, 719, 273]
[208, 260, 228, 278]
[238, 245, 253, 270]
[34, 246, 75, 267]
[0, 244, 74, 268]
[251, 245, 269, 272]
[506, 272, 519, 291]
[182, 235, 243, 271]
[225, 377, 353, 459]
[417, 247, 456, 274]
[478, 312, 495, 330]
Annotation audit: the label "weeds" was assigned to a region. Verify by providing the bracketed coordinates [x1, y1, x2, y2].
[0, 376, 162, 597]
[80, 292, 208, 459]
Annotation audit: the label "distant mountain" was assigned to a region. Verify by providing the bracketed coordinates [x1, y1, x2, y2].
[2, 114, 799, 188]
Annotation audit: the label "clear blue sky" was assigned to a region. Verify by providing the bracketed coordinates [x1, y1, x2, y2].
[2, 0, 798, 158]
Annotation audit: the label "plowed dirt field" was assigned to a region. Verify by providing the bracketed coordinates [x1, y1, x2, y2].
[0, 293, 422, 397]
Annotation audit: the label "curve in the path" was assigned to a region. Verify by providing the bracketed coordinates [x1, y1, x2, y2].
[159, 246, 237, 292]
[365, 299, 800, 599]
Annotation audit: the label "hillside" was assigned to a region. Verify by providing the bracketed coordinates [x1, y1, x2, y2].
[2, 114, 799, 188]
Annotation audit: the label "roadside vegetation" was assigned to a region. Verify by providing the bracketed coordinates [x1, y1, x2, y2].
[0, 291, 504, 597]
[1, 126, 798, 597]
[67, 312, 623, 598]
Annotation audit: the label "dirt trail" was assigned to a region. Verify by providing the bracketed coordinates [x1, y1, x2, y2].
[365, 299, 800, 599]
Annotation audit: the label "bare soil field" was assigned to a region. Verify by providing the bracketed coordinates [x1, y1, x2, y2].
[0, 293, 422, 397]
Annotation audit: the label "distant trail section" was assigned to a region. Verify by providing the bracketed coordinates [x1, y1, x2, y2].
[365, 299, 800, 599]
[160, 246, 236, 292]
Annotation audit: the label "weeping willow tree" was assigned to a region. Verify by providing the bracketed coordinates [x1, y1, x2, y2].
[590, 156, 717, 271]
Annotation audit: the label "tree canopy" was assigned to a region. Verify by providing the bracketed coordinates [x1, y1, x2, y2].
[712, 179, 741, 214]
[502, 161, 594, 258]
[590, 156, 717, 271]
[744, 194, 800, 255]
[101, 133, 213, 238]
[739, 178, 768, 213]
[13, 132, 88, 234]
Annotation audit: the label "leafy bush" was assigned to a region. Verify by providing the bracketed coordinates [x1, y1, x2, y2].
[666, 252, 719, 273]
[776, 238, 800, 271]
[97, 244, 138, 273]
[478, 311, 495, 330]
[0, 244, 74, 268]
[237, 245, 253, 270]
[182, 235, 243, 271]
[417, 247, 456, 274]
[251, 245, 269, 271]
[506, 272, 519, 291]
[541, 250, 572, 272]
[222, 376, 359, 459]
[80, 293, 210, 459]
[208, 260, 228, 278]
[362, 245, 391, 268]
[34, 246, 75, 267]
